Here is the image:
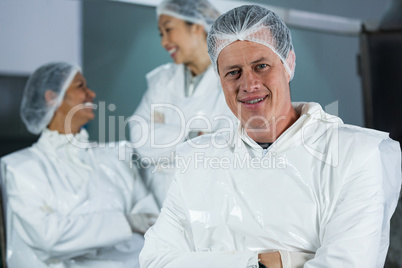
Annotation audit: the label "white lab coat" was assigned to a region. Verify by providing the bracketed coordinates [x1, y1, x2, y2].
[0, 128, 158, 268]
[129, 63, 235, 208]
[140, 102, 402, 268]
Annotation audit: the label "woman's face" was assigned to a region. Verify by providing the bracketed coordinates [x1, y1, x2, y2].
[57, 72, 96, 128]
[158, 14, 204, 65]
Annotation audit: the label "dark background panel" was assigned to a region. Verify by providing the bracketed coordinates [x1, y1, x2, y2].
[0, 75, 38, 158]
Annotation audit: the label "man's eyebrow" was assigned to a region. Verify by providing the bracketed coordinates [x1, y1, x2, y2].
[222, 64, 241, 73]
[221, 57, 268, 73]
[250, 57, 267, 64]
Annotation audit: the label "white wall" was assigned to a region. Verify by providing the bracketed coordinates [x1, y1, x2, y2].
[0, 0, 81, 75]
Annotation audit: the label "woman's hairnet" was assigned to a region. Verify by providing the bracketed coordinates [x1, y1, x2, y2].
[20, 62, 81, 135]
[207, 5, 296, 80]
[156, 0, 220, 32]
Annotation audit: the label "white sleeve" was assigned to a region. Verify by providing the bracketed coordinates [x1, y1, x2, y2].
[246, 253, 258, 268]
[304, 142, 399, 267]
[244, 251, 314, 268]
[4, 165, 133, 262]
[376, 138, 401, 267]
[140, 177, 256, 268]
[279, 251, 314, 268]
[129, 164, 159, 215]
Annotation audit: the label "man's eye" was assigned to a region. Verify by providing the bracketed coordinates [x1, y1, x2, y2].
[227, 70, 240, 76]
[257, 64, 268, 69]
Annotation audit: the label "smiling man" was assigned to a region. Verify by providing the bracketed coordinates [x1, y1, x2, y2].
[140, 5, 401, 268]
[217, 40, 298, 144]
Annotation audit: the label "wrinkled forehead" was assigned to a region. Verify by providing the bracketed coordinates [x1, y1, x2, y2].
[214, 26, 277, 62]
[214, 27, 280, 71]
[218, 39, 279, 67]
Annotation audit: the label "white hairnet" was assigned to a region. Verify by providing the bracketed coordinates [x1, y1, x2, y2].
[156, 0, 220, 32]
[20, 62, 81, 134]
[207, 5, 296, 80]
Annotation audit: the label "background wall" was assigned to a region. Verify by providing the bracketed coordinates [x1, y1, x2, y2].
[0, 0, 81, 75]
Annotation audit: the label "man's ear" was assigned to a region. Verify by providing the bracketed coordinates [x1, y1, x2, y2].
[44, 90, 58, 103]
[285, 50, 296, 81]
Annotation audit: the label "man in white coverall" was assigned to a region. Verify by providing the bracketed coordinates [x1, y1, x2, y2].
[140, 5, 402, 268]
[0, 62, 159, 268]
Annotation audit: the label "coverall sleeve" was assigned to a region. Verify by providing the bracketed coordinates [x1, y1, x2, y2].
[304, 140, 400, 267]
[4, 164, 133, 262]
[130, 166, 160, 215]
[129, 84, 186, 162]
[139, 177, 256, 268]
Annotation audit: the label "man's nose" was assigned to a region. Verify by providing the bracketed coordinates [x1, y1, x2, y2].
[240, 71, 260, 92]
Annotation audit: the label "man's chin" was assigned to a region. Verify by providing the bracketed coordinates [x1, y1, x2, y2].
[242, 118, 271, 130]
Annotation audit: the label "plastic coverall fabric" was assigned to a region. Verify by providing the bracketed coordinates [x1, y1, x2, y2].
[0, 128, 159, 268]
[140, 102, 402, 268]
[129, 63, 235, 208]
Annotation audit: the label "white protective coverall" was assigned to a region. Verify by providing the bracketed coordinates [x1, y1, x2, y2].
[140, 102, 402, 268]
[0, 128, 159, 268]
[129, 63, 235, 208]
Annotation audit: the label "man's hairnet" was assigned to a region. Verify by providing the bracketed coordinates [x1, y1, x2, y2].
[157, 0, 220, 32]
[20, 62, 80, 135]
[207, 5, 296, 80]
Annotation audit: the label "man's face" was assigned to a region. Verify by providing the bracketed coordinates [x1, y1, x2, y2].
[217, 41, 293, 133]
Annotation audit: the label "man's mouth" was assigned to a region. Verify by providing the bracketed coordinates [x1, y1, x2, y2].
[240, 95, 268, 104]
